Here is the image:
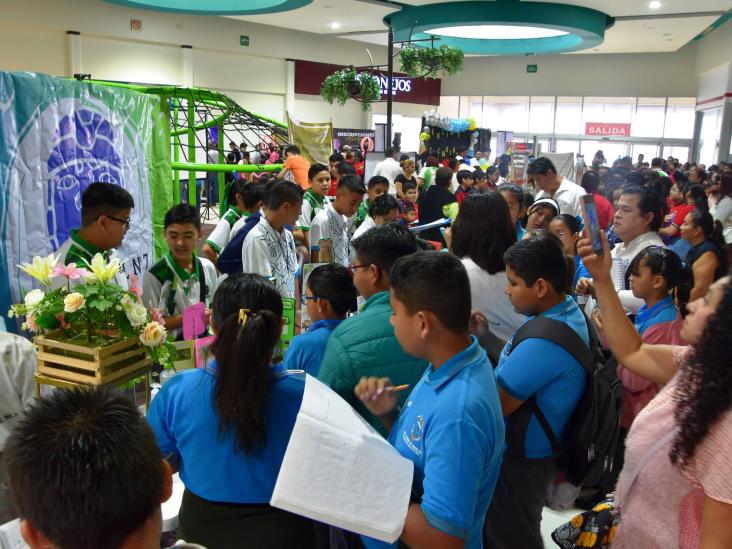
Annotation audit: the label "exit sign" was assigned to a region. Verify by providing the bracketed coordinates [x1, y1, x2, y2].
[527, 64, 538, 73]
[240, 35, 250, 47]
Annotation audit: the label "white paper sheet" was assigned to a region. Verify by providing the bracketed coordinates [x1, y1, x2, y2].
[270, 375, 414, 543]
[409, 217, 451, 233]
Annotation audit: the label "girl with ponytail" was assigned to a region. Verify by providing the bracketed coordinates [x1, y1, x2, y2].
[147, 273, 315, 548]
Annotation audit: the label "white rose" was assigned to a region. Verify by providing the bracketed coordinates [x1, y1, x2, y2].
[119, 294, 133, 310]
[63, 292, 85, 313]
[126, 303, 148, 328]
[140, 321, 167, 347]
[24, 289, 45, 310]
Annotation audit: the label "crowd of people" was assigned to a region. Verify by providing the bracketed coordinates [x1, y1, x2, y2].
[2, 143, 732, 549]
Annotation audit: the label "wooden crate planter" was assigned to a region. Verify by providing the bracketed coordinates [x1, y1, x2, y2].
[35, 331, 152, 386]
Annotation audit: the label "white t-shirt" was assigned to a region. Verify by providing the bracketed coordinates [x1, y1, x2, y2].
[373, 157, 403, 195]
[205, 208, 247, 254]
[0, 332, 36, 450]
[461, 257, 525, 342]
[241, 216, 298, 298]
[310, 201, 350, 267]
[535, 177, 586, 218]
[52, 233, 128, 290]
[714, 196, 732, 244]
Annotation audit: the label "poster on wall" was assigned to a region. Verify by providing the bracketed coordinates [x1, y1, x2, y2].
[333, 129, 375, 154]
[0, 71, 172, 330]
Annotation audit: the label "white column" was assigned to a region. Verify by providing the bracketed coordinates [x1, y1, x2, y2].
[181, 45, 193, 87]
[66, 31, 82, 77]
[285, 59, 295, 118]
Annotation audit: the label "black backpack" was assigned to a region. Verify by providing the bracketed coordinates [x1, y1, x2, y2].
[216, 212, 261, 275]
[506, 315, 623, 487]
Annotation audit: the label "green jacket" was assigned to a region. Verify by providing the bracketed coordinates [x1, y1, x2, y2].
[318, 290, 429, 436]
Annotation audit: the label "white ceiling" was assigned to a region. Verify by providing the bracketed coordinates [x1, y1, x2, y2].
[226, 0, 731, 55]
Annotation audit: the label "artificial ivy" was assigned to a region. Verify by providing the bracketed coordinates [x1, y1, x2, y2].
[399, 44, 464, 78]
[320, 68, 382, 111]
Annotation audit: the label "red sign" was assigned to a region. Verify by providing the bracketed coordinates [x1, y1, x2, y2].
[294, 59, 441, 106]
[585, 122, 631, 136]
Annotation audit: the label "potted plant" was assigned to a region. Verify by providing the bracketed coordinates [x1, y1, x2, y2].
[320, 67, 382, 111]
[9, 253, 175, 384]
[399, 44, 464, 78]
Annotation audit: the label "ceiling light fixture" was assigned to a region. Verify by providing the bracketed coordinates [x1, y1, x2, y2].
[385, 1, 613, 56]
[100, 0, 312, 15]
[649, 1, 662, 9]
[329, 22, 341, 29]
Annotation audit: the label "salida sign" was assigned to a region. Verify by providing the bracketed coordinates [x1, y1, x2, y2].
[294, 59, 441, 106]
[585, 122, 632, 136]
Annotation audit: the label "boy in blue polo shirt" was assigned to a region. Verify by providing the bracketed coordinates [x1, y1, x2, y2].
[355, 251, 505, 549]
[282, 263, 355, 376]
[484, 233, 589, 549]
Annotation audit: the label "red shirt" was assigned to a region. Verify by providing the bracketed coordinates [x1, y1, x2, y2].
[328, 177, 338, 197]
[593, 193, 614, 230]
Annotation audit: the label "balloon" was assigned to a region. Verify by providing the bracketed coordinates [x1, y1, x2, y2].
[468, 117, 477, 131]
[419, 132, 430, 141]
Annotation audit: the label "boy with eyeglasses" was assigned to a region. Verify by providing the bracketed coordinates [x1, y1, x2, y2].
[53, 181, 134, 290]
[282, 264, 355, 376]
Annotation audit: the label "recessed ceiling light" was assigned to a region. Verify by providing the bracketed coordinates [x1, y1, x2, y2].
[329, 22, 341, 30]
[427, 24, 569, 40]
[649, 1, 662, 9]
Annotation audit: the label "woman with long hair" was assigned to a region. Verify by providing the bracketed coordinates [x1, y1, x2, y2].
[713, 173, 732, 264]
[680, 209, 728, 302]
[449, 191, 524, 345]
[579, 232, 732, 548]
[147, 273, 314, 549]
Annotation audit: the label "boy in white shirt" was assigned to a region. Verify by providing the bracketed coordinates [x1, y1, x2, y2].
[294, 163, 331, 250]
[310, 174, 366, 266]
[202, 179, 259, 264]
[241, 181, 303, 298]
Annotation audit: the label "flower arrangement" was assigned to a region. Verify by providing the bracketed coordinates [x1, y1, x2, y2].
[320, 68, 382, 111]
[399, 44, 464, 79]
[8, 253, 174, 369]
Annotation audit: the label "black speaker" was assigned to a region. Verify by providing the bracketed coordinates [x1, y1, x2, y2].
[392, 132, 402, 152]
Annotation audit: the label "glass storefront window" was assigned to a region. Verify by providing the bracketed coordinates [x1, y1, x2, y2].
[665, 98, 696, 139]
[555, 97, 582, 135]
[528, 96, 555, 134]
[582, 97, 635, 130]
[633, 98, 666, 138]
[631, 143, 660, 163]
[439, 96, 460, 119]
[483, 96, 530, 133]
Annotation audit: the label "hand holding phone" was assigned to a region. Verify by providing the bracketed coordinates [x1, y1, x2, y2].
[581, 195, 604, 257]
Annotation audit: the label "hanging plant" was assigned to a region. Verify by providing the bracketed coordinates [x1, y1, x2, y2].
[320, 68, 382, 112]
[399, 44, 464, 78]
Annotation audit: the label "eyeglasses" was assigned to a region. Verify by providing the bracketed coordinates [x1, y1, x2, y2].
[302, 295, 320, 302]
[101, 214, 131, 228]
[347, 263, 370, 275]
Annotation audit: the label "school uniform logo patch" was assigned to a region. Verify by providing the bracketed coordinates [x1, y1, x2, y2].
[402, 415, 424, 457]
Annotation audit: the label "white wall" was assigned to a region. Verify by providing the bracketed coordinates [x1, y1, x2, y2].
[696, 18, 732, 77]
[440, 46, 698, 98]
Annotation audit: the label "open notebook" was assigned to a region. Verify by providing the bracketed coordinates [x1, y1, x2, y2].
[270, 375, 414, 543]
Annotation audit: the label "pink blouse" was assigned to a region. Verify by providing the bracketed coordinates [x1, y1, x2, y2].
[614, 346, 732, 548]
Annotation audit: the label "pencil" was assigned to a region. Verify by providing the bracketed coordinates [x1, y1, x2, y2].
[386, 384, 411, 393]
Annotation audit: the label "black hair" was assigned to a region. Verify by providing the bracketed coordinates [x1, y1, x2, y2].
[486, 166, 499, 177]
[164, 203, 201, 231]
[285, 144, 301, 155]
[241, 182, 266, 210]
[526, 156, 556, 176]
[621, 184, 666, 231]
[390, 251, 471, 335]
[351, 223, 419, 274]
[80, 182, 135, 227]
[402, 179, 418, 193]
[498, 183, 525, 206]
[581, 170, 601, 194]
[651, 157, 664, 168]
[385, 146, 396, 158]
[720, 173, 732, 197]
[435, 166, 454, 188]
[504, 233, 567, 294]
[628, 245, 684, 295]
[685, 184, 709, 213]
[210, 273, 283, 453]
[448, 158, 459, 170]
[551, 214, 581, 234]
[335, 161, 357, 177]
[4, 387, 164, 549]
[687, 209, 727, 256]
[671, 277, 732, 468]
[402, 201, 415, 213]
[456, 169, 474, 185]
[329, 152, 344, 163]
[306, 263, 356, 316]
[337, 174, 367, 194]
[226, 152, 237, 163]
[267, 180, 303, 210]
[228, 178, 249, 207]
[452, 191, 516, 274]
[308, 163, 330, 180]
[368, 175, 390, 190]
[369, 193, 400, 218]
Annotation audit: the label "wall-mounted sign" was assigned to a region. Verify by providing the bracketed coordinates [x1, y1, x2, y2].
[527, 64, 538, 73]
[333, 128, 375, 153]
[294, 60, 441, 106]
[240, 35, 250, 47]
[585, 122, 631, 136]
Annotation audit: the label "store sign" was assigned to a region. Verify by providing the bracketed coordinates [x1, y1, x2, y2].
[585, 122, 631, 136]
[333, 128, 375, 153]
[294, 59, 441, 106]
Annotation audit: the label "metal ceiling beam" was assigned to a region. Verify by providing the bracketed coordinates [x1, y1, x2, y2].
[614, 11, 725, 21]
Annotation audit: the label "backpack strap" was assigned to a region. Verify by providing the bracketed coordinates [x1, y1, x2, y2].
[505, 316, 593, 461]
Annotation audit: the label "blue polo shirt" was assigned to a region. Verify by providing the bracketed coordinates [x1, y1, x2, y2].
[496, 296, 589, 459]
[147, 363, 304, 503]
[635, 295, 677, 335]
[362, 337, 505, 549]
[283, 319, 343, 376]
